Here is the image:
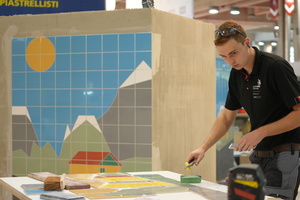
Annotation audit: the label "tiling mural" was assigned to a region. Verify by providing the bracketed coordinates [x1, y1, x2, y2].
[216, 57, 230, 116]
[12, 33, 152, 176]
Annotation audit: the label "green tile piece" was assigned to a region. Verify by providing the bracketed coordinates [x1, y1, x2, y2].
[180, 175, 201, 183]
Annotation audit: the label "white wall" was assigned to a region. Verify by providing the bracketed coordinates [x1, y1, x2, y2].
[154, 0, 194, 19]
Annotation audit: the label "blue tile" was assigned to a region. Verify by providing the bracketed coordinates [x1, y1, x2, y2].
[103, 34, 118, 52]
[87, 107, 103, 119]
[103, 71, 118, 88]
[87, 53, 102, 70]
[56, 54, 71, 71]
[87, 35, 102, 52]
[136, 52, 151, 68]
[71, 107, 87, 124]
[71, 53, 86, 70]
[119, 70, 133, 86]
[216, 58, 231, 116]
[71, 36, 86, 53]
[87, 89, 103, 106]
[54, 141, 63, 157]
[12, 55, 26, 72]
[26, 72, 41, 89]
[12, 73, 25, 89]
[28, 107, 41, 124]
[41, 90, 55, 106]
[56, 107, 71, 124]
[56, 72, 70, 89]
[39, 141, 47, 148]
[136, 33, 151, 51]
[12, 38, 26, 55]
[71, 89, 87, 106]
[56, 36, 70, 53]
[41, 72, 55, 89]
[103, 89, 118, 107]
[87, 71, 102, 89]
[103, 53, 118, 70]
[41, 124, 55, 141]
[12, 90, 25, 106]
[119, 34, 134, 51]
[47, 37, 56, 46]
[56, 125, 68, 141]
[25, 62, 35, 72]
[119, 52, 134, 70]
[71, 71, 86, 88]
[41, 107, 55, 124]
[26, 38, 35, 46]
[56, 89, 71, 106]
[45, 63, 55, 72]
[27, 90, 41, 106]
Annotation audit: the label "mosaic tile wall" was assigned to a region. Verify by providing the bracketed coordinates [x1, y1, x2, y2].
[12, 33, 152, 176]
[216, 57, 230, 116]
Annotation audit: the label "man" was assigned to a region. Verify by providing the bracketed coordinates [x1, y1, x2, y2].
[186, 20, 300, 199]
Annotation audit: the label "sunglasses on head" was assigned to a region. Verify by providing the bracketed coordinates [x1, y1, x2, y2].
[215, 27, 247, 39]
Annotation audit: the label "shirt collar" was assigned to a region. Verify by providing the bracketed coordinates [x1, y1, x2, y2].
[241, 46, 260, 77]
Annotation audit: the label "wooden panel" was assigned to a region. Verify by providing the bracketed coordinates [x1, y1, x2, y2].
[150, 10, 216, 182]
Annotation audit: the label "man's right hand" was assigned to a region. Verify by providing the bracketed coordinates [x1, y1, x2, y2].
[186, 147, 206, 166]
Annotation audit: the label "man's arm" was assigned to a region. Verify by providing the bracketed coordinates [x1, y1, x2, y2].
[236, 103, 300, 151]
[186, 108, 238, 165]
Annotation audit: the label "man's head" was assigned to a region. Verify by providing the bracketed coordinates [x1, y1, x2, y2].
[214, 20, 247, 46]
[214, 20, 254, 72]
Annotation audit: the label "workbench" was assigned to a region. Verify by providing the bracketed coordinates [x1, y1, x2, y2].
[0, 171, 273, 200]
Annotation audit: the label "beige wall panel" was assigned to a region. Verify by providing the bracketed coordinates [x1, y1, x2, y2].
[151, 11, 216, 182]
[0, 29, 13, 200]
[0, 10, 216, 200]
[0, 13, 18, 199]
[0, 9, 153, 37]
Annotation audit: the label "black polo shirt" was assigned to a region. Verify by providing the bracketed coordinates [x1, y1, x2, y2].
[225, 47, 300, 150]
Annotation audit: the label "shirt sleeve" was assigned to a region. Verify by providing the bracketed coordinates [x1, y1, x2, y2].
[268, 60, 300, 109]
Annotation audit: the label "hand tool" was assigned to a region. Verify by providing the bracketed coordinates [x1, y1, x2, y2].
[184, 161, 195, 170]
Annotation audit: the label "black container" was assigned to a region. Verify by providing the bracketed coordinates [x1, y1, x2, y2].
[228, 164, 266, 200]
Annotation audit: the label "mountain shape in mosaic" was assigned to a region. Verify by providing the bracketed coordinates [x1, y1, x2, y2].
[72, 115, 102, 132]
[12, 106, 32, 122]
[120, 61, 152, 88]
[95, 60, 152, 161]
[13, 119, 112, 175]
[63, 126, 71, 141]
[98, 78, 152, 161]
[12, 106, 38, 156]
[63, 115, 102, 140]
[13, 142, 59, 176]
[59, 120, 111, 169]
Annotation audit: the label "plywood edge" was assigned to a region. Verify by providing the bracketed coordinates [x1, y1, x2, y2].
[0, 9, 153, 37]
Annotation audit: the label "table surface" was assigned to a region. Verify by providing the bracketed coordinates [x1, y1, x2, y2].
[0, 171, 274, 200]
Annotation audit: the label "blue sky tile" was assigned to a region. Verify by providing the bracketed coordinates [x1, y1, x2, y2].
[87, 35, 102, 52]
[103, 34, 118, 52]
[136, 33, 151, 51]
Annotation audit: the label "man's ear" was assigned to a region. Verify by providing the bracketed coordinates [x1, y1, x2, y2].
[245, 37, 251, 47]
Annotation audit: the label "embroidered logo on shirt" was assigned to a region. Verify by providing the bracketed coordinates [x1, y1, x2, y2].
[253, 79, 261, 99]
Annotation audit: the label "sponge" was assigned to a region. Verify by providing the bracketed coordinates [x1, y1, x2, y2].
[180, 175, 201, 183]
